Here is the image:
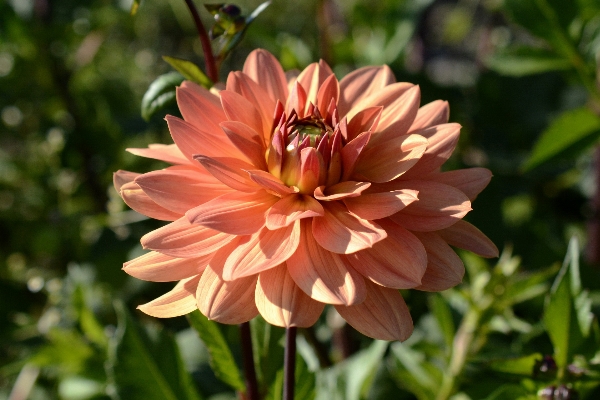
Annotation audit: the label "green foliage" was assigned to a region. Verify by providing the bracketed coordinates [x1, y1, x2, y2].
[141, 71, 185, 121]
[485, 47, 571, 77]
[162, 56, 213, 89]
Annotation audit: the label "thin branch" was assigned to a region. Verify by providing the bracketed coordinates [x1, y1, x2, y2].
[283, 327, 297, 400]
[183, 0, 219, 82]
[239, 322, 260, 400]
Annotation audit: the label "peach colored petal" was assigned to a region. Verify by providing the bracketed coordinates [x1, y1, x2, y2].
[344, 189, 419, 220]
[316, 74, 340, 119]
[312, 201, 387, 254]
[427, 168, 492, 201]
[353, 133, 428, 183]
[285, 81, 308, 118]
[126, 144, 191, 165]
[338, 65, 396, 116]
[296, 60, 334, 113]
[219, 122, 267, 170]
[222, 221, 301, 280]
[194, 156, 260, 193]
[340, 131, 372, 181]
[256, 264, 325, 328]
[287, 219, 366, 305]
[186, 190, 278, 235]
[114, 170, 139, 192]
[197, 265, 258, 324]
[243, 49, 288, 103]
[401, 123, 461, 177]
[176, 81, 226, 134]
[135, 165, 233, 214]
[437, 220, 498, 258]
[246, 170, 296, 197]
[313, 181, 371, 201]
[120, 181, 181, 221]
[408, 100, 450, 132]
[346, 107, 382, 141]
[413, 231, 464, 291]
[141, 217, 235, 258]
[335, 280, 413, 341]
[345, 82, 414, 123]
[137, 275, 200, 318]
[123, 251, 211, 282]
[220, 90, 264, 136]
[390, 180, 471, 231]
[343, 218, 426, 289]
[266, 194, 324, 230]
[367, 85, 421, 146]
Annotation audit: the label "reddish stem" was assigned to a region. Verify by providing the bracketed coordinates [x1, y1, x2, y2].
[183, 0, 219, 82]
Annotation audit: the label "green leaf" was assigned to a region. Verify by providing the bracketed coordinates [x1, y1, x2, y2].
[141, 72, 184, 121]
[522, 107, 600, 170]
[162, 56, 212, 88]
[485, 46, 571, 76]
[186, 310, 245, 391]
[483, 383, 532, 400]
[250, 316, 285, 393]
[266, 351, 315, 400]
[107, 302, 202, 400]
[429, 294, 455, 350]
[488, 353, 543, 376]
[130, 0, 141, 15]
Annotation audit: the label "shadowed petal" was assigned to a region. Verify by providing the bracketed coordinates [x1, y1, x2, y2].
[123, 251, 211, 282]
[390, 180, 471, 231]
[266, 194, 324, 230]
[287, 220, 366, 305]
[176, 81, 226, 134]
[344, 189, 419, 220]
[341, 131, 371, 181]
[247, 170, 296, 197]
[243, 49, 288, 103]
[335, 281, 413, 341]
[401, 123, 461, 177]
[312, 201, 387, 254]
[368, 85, 421, 146]
[256, 264, 325, 328]
[338, 65, 395, 116]
[186, 190, 278, 235]
[346, 107, 382, 141]
[296, 60, 334, 112]
[438, 220, 498, 258]
[220, 121, 266, 168]
[316, 74, 340, 119]
[195, 156, 260, 192]
[408, 100, 449, 132]
[428, 168, 492, 201]
[413, 231, 464, 291]
[127, 144, 191, 165]
[137, 275, 200, 318]
[120, 181, 182, 221]
[314, 181, 371, 201]
[141, 217, 235, 258]
[220, 90, 264, 136]
[222, 221, 301, 280]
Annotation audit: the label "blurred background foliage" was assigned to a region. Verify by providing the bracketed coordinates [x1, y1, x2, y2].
[1, 0, 600, 399]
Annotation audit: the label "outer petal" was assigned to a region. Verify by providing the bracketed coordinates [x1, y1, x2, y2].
[335, 281, 413, 341]
[287, 220, 366, 305]
[345, 82, 414, 124]
[220, 121, 267, 169]
[137, 275, 200, 318]
[222, 221, 301, 280]
[141, 217, 235, 258]
[344, 189, 419, 220]
[126, 144, 191, 165]
[413, 231, 465, 292]
[120, 181, 182, 221]
[135, 165, 233, 214]
[437, 220, 498, 258]
[243, 49, 288, 103]
[401, 123, 461, 177]
[256, 263, 325, 328]
[367, 85, 421, 146]
[123, 251, 211, 282]
[408, 100, 450, 132]
[176, 81, 226, 135]
[346, 107, 382, 141]
[312, 201, 387, 254]
[313, 181, 371, 201]
[266, 194, 324, 230]
[220, 90, 265, 136]
[247, 170, 296, 197]
[194, 156, 260, 193]
[390, 180, 471, 231]
[114, 170, 139, 192]
[338, 65, 396, 116]
[428, 168, 492, 201]
[343, 219, 427, 289]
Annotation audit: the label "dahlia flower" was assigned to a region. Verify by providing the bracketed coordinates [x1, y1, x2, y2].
[115, 49, 497, 341]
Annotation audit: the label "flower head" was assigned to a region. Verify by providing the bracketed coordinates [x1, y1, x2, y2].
[115, 49, 497, 341]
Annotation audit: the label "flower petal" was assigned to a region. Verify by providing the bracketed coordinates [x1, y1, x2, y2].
[345, 82, 414, 123]
[222, 221, 301, 280]
[335, 281, 413, 341]
[428, 168, 492, 201]
[296, 60, 334, 113]
[287, 219, 366, 305]
[220, 90, 264, 136]
[344, 189, 419, 220]
[368, 85, 421, 146]
[135, 165, 233, 214]
[266, 194, 324, 230]
[408, 100, 449, 132]
[120, 181, 182, 221]
[219, 121, 266, 168]
[194, 155, 260, 192]
[141, 217, 235, 258]
[413, 231, 464, 291]
[401, 123, 461, 177]
[186, 190, 278, 235]
[123, 251, 211, 282]
[114, 170, 139, 192]
[343, 218, 426, 289]
[176, 81, 226, 135]
[256, 263, 325, 328]
[390, 180, 471, 231]
[137, 275, 200, 318]
[341, 131, 371, 181]
[346, 107, 382, 141]
[338, 65, 396, 116]
[313, 181, 371, 201]
[247, 170, 296, 197]
[316, 74, 340, 119]
[243, 49, 288, 103]
[437, 220, 498, 258]
[126, 144, 191, 165]
[312, 201, 387, 254]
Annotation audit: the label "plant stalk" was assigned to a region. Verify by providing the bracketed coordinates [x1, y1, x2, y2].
[283, 327, 297, 400]
[183, 0, 219, 83]
[240, 322, 260, 400]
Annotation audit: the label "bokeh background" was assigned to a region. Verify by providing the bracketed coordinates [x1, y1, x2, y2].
[1, 0, 600, 399]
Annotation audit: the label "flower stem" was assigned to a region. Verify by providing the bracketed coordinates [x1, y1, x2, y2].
[283, 327, 297, 400]
[239, 322, 260, 400]
[183, 0, 219, 83]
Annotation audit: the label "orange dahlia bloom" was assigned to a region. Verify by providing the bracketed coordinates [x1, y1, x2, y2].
[115, 49, 497, 341]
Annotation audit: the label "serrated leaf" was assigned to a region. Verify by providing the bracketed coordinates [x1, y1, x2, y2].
[141, 71, 184, 121]
[485, 46, 571, 76]
[162, 56, 213, 88]
[107, 302, 202, 400]
[186, 310, 245, 391]
[130, 0, 141, 15]
[522, 107, 600, 171]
